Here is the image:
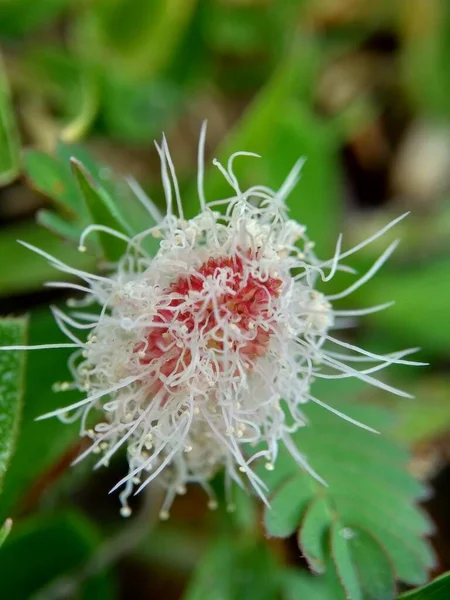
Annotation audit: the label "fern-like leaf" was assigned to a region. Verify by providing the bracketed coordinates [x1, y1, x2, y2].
[256, 381, 436, 599]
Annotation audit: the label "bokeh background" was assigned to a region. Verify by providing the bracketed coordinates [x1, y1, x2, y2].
[0, 0, 449, 598]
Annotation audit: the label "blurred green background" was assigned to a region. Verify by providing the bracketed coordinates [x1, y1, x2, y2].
[0, 0, 450, 598]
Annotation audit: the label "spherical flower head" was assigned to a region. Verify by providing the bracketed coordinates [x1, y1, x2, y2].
[12, 124, 422, 518]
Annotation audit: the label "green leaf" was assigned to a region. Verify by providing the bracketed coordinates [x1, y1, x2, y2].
[376, 376, 450, 446]
[349, 528, 396, 600]
[24, 143, 161, 257]
[398, 572, 450, 599]
[0, 310, 81, 519]
[0, 318, 27, 492]
[264, 473, 313, 538]
[23, 149, 81, 215]
[0, 55, 20, 185]
[0, 512, 116, 599]
[331, 521, 362, 600]
[56, 142, 161, 244]
[0, 220, 96, 297]
[68, 155, 160, 256]
[189, 43, 339, 255]
[71, 158, 130, 261]
[257, 379, 435, 597]
[231, 482, 258, 532]
[265, 103, 340, 255]
[298, 497, 330, 574]
[183, 536, 280, 600]
[281, 567, 346, 600]
[359, 258, 450, 354]
[36, 209, 82, 243]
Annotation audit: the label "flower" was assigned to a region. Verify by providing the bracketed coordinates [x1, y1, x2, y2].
[4, 123, 423, 518]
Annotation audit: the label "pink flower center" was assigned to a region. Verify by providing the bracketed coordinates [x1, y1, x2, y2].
[135, 254, 282, 391]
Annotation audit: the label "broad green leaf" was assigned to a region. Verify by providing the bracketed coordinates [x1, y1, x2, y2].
[183, 536, 280, 600]
[359, 258, 450, 354]
[398, 571, 450, 599]
[185, 47, 301, 205]
[71, 158, 130, 261]
[257, 379, 435, 595]
[379, 377, 450, 445]
[0, 310, 81, 519]
[265, 103, 340, 255]
[0, 318, 27, 491]
[0, 220, 96, 297]
[0, 512, 116, 599]
[0, 55, 20, 185]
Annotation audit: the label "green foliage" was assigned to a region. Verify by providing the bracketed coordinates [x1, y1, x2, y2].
[0, 220, 96, 297]
[398, 571, 450, 599]
[0, 0, 449, 596]
[186, 45, 339, 256]
[0, 311, 81, 519]
[280, 568, 346, 600]
[388, 376, 450, 445]
[183, 536, 280, 600]
[0, 319, 27, 492]
[357, 258, 450, 355]
[24, 143, 160, 257]
[77, 0, 198, 77]
[347, 528, 396, 600]
[24, 149, 81, 217]
[0, 0, 71, 38]
[0, 512, 116, 598]
[256, 380, 435, 597]
[401, 0, 450, 116]
[0, 55, 20, 185]
[71, 158, 130, 261]
[24, 144, 111, 244]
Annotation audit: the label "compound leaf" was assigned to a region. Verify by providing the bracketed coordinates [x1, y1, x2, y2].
[258, 380, 435, 598]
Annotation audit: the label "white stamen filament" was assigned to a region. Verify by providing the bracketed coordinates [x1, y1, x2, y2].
[0, 122, 420, 517]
